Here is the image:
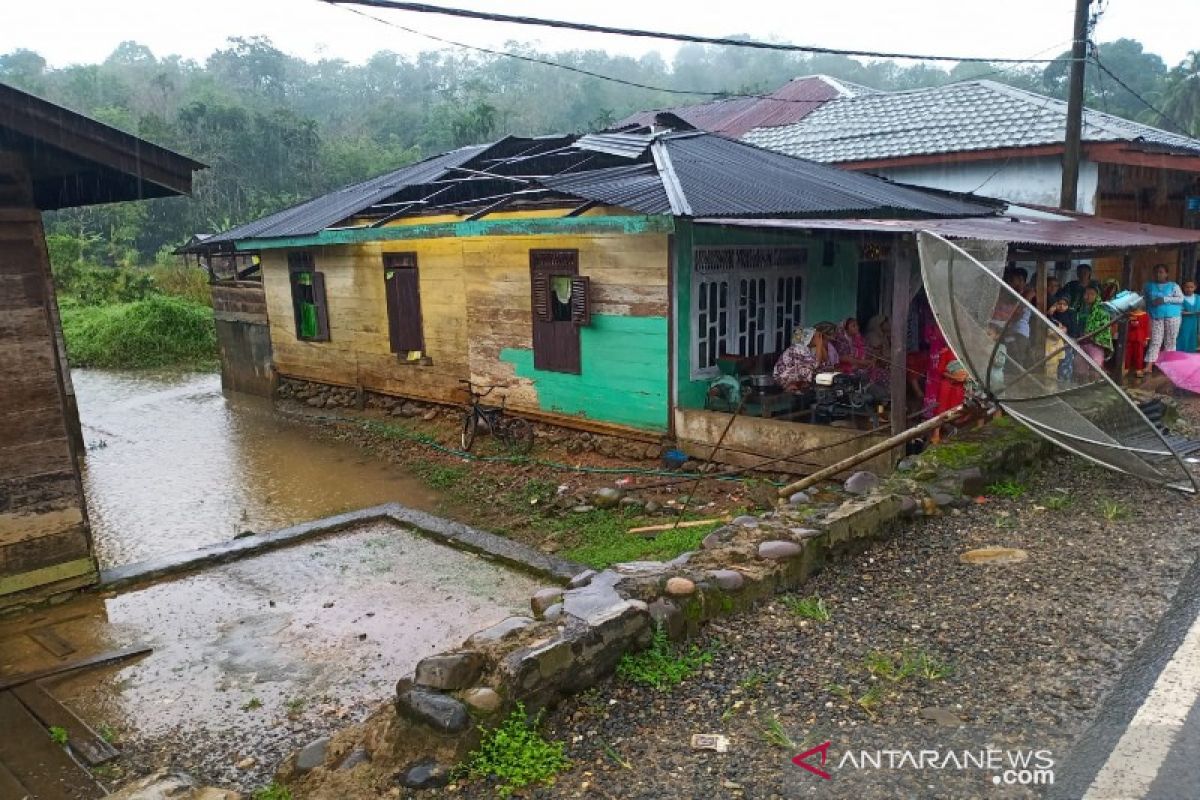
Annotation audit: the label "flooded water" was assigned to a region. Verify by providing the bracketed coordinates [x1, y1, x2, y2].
[0, 521, 540, 790]
[75, 370, 443, 568]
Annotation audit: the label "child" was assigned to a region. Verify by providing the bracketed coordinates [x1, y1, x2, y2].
[1077, 285, 1114, 381]
[1179, 280, 1200, 354]
[1125, 306, 1151, 377]
[986, 322, 1008, 394]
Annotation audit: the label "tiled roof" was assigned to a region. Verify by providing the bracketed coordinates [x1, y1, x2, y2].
[614, 75, 872, 138]
[744, 79, 1200, 163]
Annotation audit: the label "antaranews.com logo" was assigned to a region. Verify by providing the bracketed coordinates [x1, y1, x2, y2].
[792, 742, 1055, 787]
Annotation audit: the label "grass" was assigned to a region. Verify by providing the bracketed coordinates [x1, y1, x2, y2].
[616, 624, 714, 691]
[465, 703, 569, 798]
[1040, 490, 1074, 511]
[760, 713, 796, 749]
[782, 595, 831, 621]
[863, 650, 953, 683]
[59, 295, 217, 369]
[987, 480, 1027, 499]
[49, 726, 69, 746]
[251, 783, 293, 800]
[922, 441, 985, 469]
[826, 683, 885, 718]
[410, 459, 469, 489]
[737, 668, 777, 691]
[557, 509, 720, 569]
[285, 697, 305, 716]
[96, 723, 117, 744]
[240, 697, 263, 712]
[1099, 498, 1129, 521]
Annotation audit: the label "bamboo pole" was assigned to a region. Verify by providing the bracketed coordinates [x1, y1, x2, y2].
[776, 405, 965, 497]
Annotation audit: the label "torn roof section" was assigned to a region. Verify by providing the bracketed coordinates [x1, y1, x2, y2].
[191, 129, 999, 252]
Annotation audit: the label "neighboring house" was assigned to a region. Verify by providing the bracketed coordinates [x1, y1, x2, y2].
[187, 129, 993, 467]
[614, 75, 873, 138]
[742, 80, 1200, 282]
[0, 83, 202, 607]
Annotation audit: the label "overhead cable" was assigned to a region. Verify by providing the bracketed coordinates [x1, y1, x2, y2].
[323, 0, 1084, 65]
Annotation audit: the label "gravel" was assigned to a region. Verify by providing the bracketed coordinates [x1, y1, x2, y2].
[453, 451, 1200, 799]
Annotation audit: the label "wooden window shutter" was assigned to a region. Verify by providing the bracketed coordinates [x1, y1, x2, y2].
[311, 271, 331, 341]
[570, 276, 591, 326]
[532, 269, 551, 322]
[383, 254, 423, 352]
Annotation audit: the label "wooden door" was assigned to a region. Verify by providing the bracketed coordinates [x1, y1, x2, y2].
[383, 253, 424, 353]
[530, 250, 581, 373]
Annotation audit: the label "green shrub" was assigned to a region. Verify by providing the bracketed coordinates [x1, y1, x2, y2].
[148, 264, 212, 306]
[60, 295, 217, 369]
[466, 704, 568, 798]
[783, 595, 831, 621]
[559, 510, 717, 569]
[251, 783, 292, 800]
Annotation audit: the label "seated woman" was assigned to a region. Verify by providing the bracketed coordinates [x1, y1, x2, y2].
[773, 326, 839, 392]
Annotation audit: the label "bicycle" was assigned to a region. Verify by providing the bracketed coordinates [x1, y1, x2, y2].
[458, 379, 534, 454]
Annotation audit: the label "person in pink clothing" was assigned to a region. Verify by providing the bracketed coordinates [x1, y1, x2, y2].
[923, 316, 946, 418]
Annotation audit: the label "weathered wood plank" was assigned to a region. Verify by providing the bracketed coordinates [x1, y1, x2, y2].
[0, 759, 31, 799]
[0, 645, 151, 693]
[12, 683, 117, 766]
[26, 627, 76, 658]
[0, 690, 104, 800]
[0, 439, 73, 482]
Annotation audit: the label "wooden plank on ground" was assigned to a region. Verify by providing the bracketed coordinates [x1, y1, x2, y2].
[0, 645, 151, 692]
[0, 690, 103, 800]
[26, 627, 76, 658]
[12, 682, 116, 766]
[0, 760, 31, 800]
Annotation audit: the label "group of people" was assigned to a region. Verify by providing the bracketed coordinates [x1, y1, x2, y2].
[1044, 262, 1200, 378]
[772, 316, 891, 394]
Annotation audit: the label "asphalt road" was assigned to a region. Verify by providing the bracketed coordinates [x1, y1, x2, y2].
[1052, 552, 1200, 800]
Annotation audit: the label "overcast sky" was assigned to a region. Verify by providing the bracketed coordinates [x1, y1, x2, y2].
[4, 0, 1197, 72]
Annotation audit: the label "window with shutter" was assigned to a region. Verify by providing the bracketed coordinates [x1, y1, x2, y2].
[530, 249, 583, 373]
[288, 251, 330, 342]
[383, 253, 424, 356]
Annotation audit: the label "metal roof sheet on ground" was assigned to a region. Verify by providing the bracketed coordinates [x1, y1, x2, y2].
[614, 75, 867, 138]
[199, 144, 490, 247]
[744, 79, 1200, 164]
[696, 212, 1200, 251]
[657, 134, 995, 218]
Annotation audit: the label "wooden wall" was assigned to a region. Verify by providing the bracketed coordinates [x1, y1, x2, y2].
[261, 214, 671, 432]
[212, 282, 275, 397]
[0, 157, 96, 605]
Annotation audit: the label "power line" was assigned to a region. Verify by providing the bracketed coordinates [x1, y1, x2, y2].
[1090, 52, 1195, 136]
[323, 0, 1084, 66]
[333, 2, 1062, 112]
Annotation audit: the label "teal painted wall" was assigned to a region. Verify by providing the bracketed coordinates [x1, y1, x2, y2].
[502, 313, 669, 431]
[675, 221, 860, 408]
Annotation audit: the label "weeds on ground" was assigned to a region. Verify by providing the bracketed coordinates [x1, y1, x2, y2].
[616, 624, 714, 691]
[738, 668, 778, 691]
[285, 697, 305, 716]
[464, 703, 569, 798]
[1040, 490, 1073, 511]
[760, 713, 796, 749]
[986, 480, 1027, 499]
[863, 650, 953, 683]
[96, 723, 117, 744]
[251, 783, 292, 800]
[240, 697, 263, 712]
[783, 595, 831, 621]
[1099, 498, 1129, 521]
[48, 726, 68, 746]
[558, 509, 719, 569]
[826, 683, 885, 719]
[601, 740, 632, 769]
[412, 460, 469, 489]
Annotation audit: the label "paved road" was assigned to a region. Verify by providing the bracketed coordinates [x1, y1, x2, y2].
[1052, 554, 1200, 800]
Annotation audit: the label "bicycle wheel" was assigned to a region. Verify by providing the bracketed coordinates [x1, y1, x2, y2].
[502, 417, 534, 455]
[460, 411, 478, 451]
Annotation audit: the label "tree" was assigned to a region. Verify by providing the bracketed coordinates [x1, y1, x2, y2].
[1160, 51, 1200, 136]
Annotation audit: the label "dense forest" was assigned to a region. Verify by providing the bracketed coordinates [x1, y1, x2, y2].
[3, 35, 1200, 266]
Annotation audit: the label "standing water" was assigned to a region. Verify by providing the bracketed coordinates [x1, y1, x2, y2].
[75, 370, 443, 567]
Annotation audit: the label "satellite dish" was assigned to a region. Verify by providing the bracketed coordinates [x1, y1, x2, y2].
[917, 231, 1197, 494]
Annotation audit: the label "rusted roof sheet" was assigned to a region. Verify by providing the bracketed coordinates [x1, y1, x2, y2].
[695, 211, 1200, 251]
[615, 75, 870, 138]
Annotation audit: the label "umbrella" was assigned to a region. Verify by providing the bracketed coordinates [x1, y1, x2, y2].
[1155, 351, 1200, 394]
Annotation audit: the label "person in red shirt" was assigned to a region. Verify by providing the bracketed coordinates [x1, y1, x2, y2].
[1125, 308, 1151, 378]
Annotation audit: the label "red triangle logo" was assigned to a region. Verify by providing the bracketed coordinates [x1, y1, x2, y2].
[792, 741, 832, 780]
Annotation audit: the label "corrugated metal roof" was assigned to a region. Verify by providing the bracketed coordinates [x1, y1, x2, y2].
[574, 132, 655, 158]
[696, 211, 1200, 251]
[657, 134, 994, 218]
[200, 144, 490, 247]
[615, 75, 867, 138]
[744, 80, 1200, 163]
[540, 163, 670, 214]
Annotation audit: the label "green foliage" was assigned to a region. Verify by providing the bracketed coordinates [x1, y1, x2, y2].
[60, 295, 217, 369]
[251, 783, 292, 800]
[987, 480, 1027, 499]
[148, 264, 212, 306]
[923, 441, 985, 469]
[1040, 490, 1073, 511]
[782, 595, 831, 621]
[558, 509, 717, 569]
[240, 697, 263, 712]
[412, 460, 469, 489]
[48, 726, 69, 746]
[1099, 498, 1129, 521]
[760, 713, 796, 749]
[863, 649, 953, 683]
[616, 624, 713, 691]
[466, 704, 569, 798]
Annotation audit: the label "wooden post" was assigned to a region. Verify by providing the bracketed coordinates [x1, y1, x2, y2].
[1036, 259, 1048, 309]
[889, 241, 911, 437]
[1114, 250, 1134, 384]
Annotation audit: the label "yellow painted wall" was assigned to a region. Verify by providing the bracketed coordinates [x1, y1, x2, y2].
[262, 223, 670, 426]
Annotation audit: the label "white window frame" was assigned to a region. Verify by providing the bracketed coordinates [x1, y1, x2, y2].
[690, 246, 808, 380]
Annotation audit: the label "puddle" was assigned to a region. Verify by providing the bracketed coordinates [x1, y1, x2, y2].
[74, 370, 443, 568]
[0, 521, 540, 788]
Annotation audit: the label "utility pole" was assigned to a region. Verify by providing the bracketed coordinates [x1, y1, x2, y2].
[1060, 0, 1092, 211]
